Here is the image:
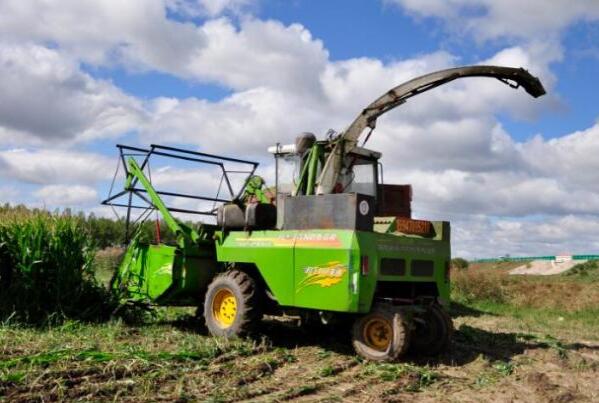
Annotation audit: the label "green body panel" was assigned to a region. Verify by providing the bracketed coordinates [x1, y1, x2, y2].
[293, 231, 356, 311]
[214, 225, 450, 313]
[214, 230, 297, 306]
[215, 230, 358, 310]
[113, 242, 176, 302]
[114, 223, 450, 311]
[142, 244, 177, 300]
[113, 157, 218, 305]
[293, 142, 325, 196]
[356, 229, 451, 308]
[113, 236, 217, 305]
[113, 149, 451, 314]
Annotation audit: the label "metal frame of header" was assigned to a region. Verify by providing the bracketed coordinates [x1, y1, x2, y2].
[102, 143, 259, 221]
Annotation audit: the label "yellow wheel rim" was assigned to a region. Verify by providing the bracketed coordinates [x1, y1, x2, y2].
[212, 288, 237, 328]
[363, 317, 392, 351]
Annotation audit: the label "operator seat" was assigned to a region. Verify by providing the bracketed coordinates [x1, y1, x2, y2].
[217, 204, 245, 229]
[245, 203, 277, 230]
[217, 203, 277, 230]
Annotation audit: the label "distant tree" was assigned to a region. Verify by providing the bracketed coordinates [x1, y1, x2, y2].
[84, 214, 127, 248]
[451, 257, 469, 270]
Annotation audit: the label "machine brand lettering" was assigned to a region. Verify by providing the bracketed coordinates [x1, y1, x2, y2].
[378, 243, 436, 255]
[297, 261, 347, 292]
[304, 265, 345, 277]
[395, 218, 433, 236]
[236, 233, 341, 248]
[296, 233, 338, 242]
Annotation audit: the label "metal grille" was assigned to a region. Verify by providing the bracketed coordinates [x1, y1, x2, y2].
[411, 260, 434, 277]
[380, 258, 406, 276]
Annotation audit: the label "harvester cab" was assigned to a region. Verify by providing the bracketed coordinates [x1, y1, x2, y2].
[269, 137, 410, 218]
[103, 65, 545, 362]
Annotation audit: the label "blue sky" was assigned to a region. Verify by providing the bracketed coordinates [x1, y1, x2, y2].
[0, 0, 598, 258]
[85, 0, 598, 141]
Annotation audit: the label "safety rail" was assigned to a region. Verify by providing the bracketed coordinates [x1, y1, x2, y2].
[472, 255, 599, 263]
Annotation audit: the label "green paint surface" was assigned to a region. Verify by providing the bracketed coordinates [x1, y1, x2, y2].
[114, 224, 450, 313]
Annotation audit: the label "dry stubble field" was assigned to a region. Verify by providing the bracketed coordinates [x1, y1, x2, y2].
[1, 261, 598, 402]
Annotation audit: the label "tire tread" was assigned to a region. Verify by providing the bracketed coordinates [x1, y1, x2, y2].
[204, 269, 262, 338]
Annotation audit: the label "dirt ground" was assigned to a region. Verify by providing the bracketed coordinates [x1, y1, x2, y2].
[510, 260, 582, 276]
[2, 261, 597, 402]
[1, 306, 597, 402]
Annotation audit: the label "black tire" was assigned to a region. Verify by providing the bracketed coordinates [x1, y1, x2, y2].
[204, 270, 262, 338]
[0, 263, 11, 289]
[438, 304, 454, 343]
[352, 304, 411, 362]
[410, 304, 453, 355]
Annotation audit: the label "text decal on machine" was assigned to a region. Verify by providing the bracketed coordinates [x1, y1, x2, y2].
[395, 218, 433, 236]
[297, 261, 347, 292]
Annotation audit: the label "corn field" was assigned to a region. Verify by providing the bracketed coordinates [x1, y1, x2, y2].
[0, 206, 111, 324]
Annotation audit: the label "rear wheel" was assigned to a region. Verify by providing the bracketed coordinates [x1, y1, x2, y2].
[410, 304, 453, 355]
[204, 270, 261, 338]
[352, 304, 411, 362]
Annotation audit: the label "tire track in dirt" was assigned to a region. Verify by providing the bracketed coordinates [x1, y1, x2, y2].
[235, 346, 363, 402]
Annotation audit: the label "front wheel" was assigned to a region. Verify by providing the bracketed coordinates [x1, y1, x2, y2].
[352, 304, 411, 362]
[203, 270, 262, 338]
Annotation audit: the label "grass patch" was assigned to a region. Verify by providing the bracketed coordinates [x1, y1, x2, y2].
[492, 360, 515, 376]
[451, 265, 599, 341]
[465, 300, 599, 340]
[452, 264, 599, 310]
[451, 267, 510, 304]
[474, 360, 516, 389]
[0, 346, 234, 371]
[363, 362, 440, 391]
[0, 318, 269, 401]
[94, 246, 125, 287]
[320, 365, 336, 377]
[562, 260, 599, 279]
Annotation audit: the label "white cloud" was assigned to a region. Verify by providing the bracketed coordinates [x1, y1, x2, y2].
[35, 184, 98, 207]
[0, 0, 204, 71]
[378, 120, 599, 219]
[453, 215, 599, 259]
[0, 149, 114, 185]
[387, 0, 599, 42]
[142, 44, 556, 158]
[144, 87, 325, 155]
[0, 2, 324, 93]
[321, 52, 457, 121]
[372, 119, 522, 174]
[150, 165, 247, 198]
[404, 167, 599, 218]
[187, 18, 328, 93]
[520, 123, 599, 191]
[141, 53, 454, 157]
[0, 43, 144, 143]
